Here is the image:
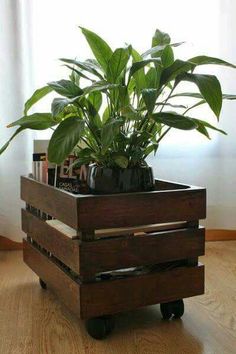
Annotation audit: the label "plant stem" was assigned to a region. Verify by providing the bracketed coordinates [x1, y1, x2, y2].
[156, 127, 171, 144]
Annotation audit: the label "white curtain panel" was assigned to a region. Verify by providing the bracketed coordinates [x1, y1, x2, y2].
[0, 0, 34, 242]
[0, 0, 236, 241]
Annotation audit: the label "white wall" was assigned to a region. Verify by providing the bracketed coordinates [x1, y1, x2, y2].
[0, 1, 34, 241]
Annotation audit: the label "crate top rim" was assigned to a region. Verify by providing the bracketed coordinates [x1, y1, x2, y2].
[21, 175, 206, 200]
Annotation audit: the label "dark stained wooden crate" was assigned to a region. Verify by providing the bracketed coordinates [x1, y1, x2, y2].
[21, 176, 206, 320]
[23, 239, 204, 319]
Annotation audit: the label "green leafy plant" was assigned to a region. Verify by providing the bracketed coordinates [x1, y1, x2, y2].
[1, 27, 236, 169]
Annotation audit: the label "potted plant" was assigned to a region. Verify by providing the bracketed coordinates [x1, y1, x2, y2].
[1, 27, 236, 194]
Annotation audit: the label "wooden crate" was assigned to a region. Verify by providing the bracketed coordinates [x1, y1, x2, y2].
[21, 176, 206, 320]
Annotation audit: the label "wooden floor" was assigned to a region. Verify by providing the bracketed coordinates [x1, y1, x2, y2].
[0, 242, 235, 354]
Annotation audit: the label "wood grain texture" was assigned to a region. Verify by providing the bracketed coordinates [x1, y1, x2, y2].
[80, 264, 204, 319]
[22, 209, 80, 273]
[206, 229, 236, 241]
[20, 176, 79, 229]
[80, 227, 205, 274]
[23, 239, 81, 317]
[2, 228, 233, 251]
[77, 187, 206, 229]
[22, 239, 204, 320]
[20, 176, 206, 231]
[0, 235, 23, 250]
[0, 241, 235, 354]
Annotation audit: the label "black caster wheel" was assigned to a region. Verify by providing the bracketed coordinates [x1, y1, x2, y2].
[85, 315, 115, 340]
[160, 302, 172, 320]
[172, 299, 184, 318]
[160, 299, 184, 320]
[39, 278, 47, 290]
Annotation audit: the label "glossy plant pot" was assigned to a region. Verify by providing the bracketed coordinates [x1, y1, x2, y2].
[87, 164, 155, 194]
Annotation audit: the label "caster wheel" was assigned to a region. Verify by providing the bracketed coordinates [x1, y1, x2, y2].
[172, 299, 184, 318]
[160, 299, 184, 320]
[86, 316, 115, 340]
[160, 302, 172, 320]
[39, 278, 47, 290]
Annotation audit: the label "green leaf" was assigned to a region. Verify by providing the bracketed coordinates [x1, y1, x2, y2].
[102, 106, 110, 122]
[131, 49, 146, 92]
[107, 47, 130, 83]
[70, 147, 93, 167]
[7, 113, 57, 130]
[48, 80, 83, 98]
[64, 64, 94, 82]
[84, 81, 120, 95]
[146, 67, 160, 89]
[142, 42, 184, 58]
[196, 122, 210, 139]
[152, 112, 198, 130]
[0, 127, 25, 154]
[160, 60, 195, 86]
[152, 29, 171, 48]
[85, 58, 102, 70]
[176, 73, 222, 118]
[121, 105, 140, 120]
[161, 45, 174, 68]
[101, 118, 123, 154]
[79, 27, 113, 72]
[60, 58, 103, 80]
[171, 92, 236, 100]
[188, 55, 236, 69]
[141, 89, 157, 113]
[113, 154, 129, 168]
[77, 147, 94, 158]
[144, 143, 159, 157]
[69, 66, 81, 85]
[51, 97, 78, 117]
[129, 58, 162, 79]
[24, 86, 53, 115]
[118, 86, 130, 109]
[191, 118, 227, 136]
[85, 95, 102, 128]
[88, 91, 102, 112]
[48, 116, 85, 164]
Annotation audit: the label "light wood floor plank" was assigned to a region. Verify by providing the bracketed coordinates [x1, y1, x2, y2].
[0, 241, 235, 354]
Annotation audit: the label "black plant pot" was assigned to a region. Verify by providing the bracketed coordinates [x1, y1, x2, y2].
[87, 164, 155, 194]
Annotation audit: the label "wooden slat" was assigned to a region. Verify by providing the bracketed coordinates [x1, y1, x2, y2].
[23, 240, 204, 320]
[78, 187, 206, 229]
[20, 176, 79, 229]
[44, 218, 189, 240]
[80, 227, 205, 275]
[22, 209, 80, 273]
[80, 264, 204, 319]
[23, 239, 81, 317]
[154, 179, 189, 190]
[21, 176, 206, 230]
[96, 222, 188, 238]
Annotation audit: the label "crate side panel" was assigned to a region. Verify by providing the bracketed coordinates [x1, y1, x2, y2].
[22, 209, 80, 273]
[23, 239, 81, 316]
[80, 227, 205, 274]
[78, 188, 206, 229]
[80, 264, 204, 319]
[21, 176, 78, 229]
